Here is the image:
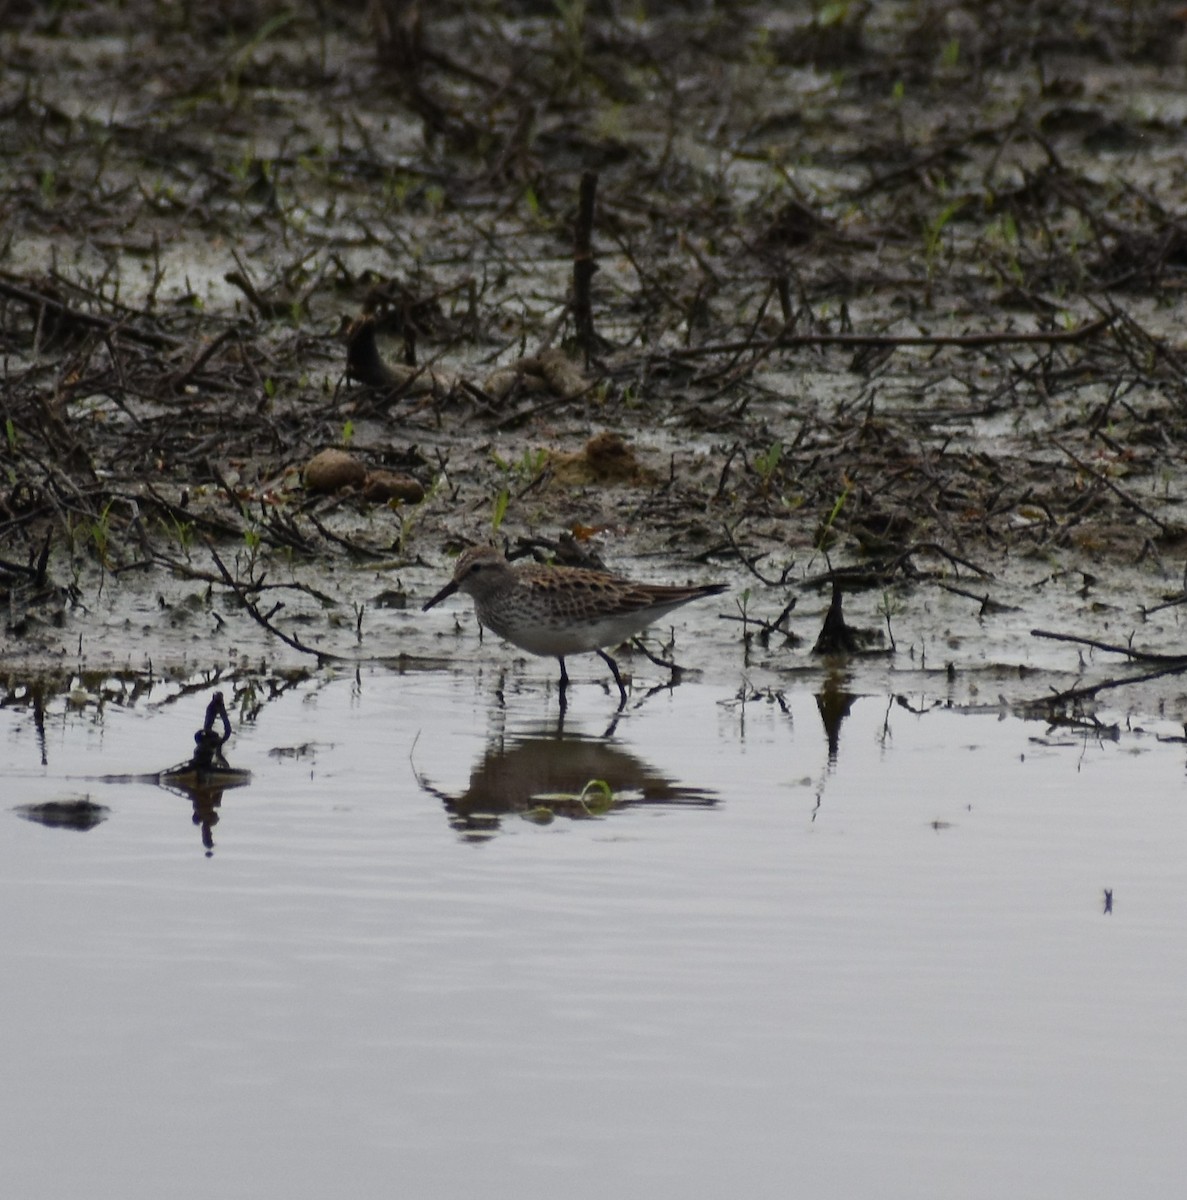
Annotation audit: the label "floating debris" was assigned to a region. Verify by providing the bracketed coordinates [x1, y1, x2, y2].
[15, 798, 110, 831]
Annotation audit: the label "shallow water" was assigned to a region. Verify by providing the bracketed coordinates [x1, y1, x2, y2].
[4, 667, 1187, 1199]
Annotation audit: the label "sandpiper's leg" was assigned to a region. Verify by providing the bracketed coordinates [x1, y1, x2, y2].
[557, 657, 570, 707]
[596, 649, 628, 709]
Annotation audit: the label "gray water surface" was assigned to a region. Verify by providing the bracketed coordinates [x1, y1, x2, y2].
[3, 669, 1185, 1199]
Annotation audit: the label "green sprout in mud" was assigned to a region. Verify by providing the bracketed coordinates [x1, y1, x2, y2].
[491, 446, 548, 483]
[240, 525, 262, 576]
[985, 212, 1023, 286]
[816, 483, 852, 552]
[223, 12, 296, 103]
[890, 79, 906, 143]
[551, 0, 589, 89]
[491, 487, 510, 534]
[924, 197, 970, 300]
[294, 146, 327, 185]
[90, 500, 116, 566]
[383, 171, 412, 210]
[753, 440, 783, 496]
[394, 474, 443, 555]
[749, 26, 776, 70]
[592, 103, 626, 143]
[940, 39, 960, 69]
[522, 185, 541, 222]
[5, 417, 16, 452]
[815, 0, 854, 24]
[341, 419, 355, 448]
[161, 513, 196, 560]
[519, 447, 549, 479]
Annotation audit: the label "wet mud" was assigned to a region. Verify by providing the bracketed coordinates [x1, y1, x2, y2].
[5, 2, 1187, 720]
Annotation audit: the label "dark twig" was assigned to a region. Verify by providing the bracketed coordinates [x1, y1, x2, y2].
[573, 170, 599, 365]
[209, 547, 340, 661]
[1031, 628, 1187, 664]
[0, 273, 183, 349]
[1052, 439, 1170, 535]
[662, 315, 1113, 361]
[721, 521, 791, 586]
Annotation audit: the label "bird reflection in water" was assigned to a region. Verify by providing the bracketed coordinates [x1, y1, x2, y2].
[415, 725, 717, 839]
[815, 672, 857, 767]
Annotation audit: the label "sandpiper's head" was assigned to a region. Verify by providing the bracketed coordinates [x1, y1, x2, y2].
[422, 545, 512, 610]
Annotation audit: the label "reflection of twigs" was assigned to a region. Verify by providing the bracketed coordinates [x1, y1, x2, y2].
[1019, 663, 1187, 712]
[1031, 628, 1187, 664]
[209, 547, 339, 661]
[408, 730, 426, 787]
[1022, 628, 1187, 711]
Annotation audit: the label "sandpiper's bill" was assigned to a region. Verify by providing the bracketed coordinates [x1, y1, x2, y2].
[422, 545, 727, 708]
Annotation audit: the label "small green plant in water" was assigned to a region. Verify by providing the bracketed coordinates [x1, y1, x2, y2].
[341, 419, 355, 447]
[524, 778, 616, 822]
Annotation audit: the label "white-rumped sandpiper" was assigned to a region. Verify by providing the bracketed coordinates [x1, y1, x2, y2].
[423, 545, 726, 707]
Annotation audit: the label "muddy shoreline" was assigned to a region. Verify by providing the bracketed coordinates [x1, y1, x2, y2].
[4, 2, 1187, 718]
